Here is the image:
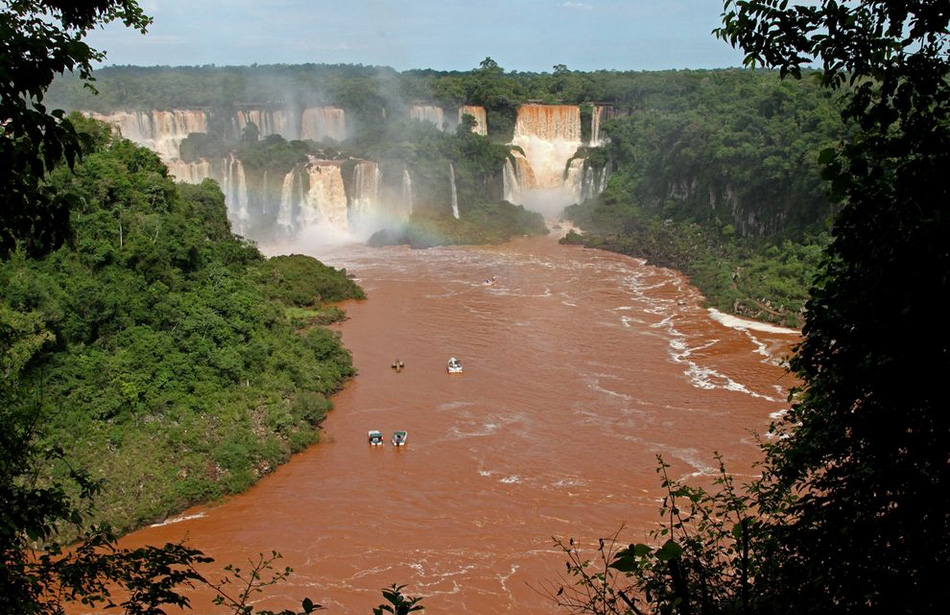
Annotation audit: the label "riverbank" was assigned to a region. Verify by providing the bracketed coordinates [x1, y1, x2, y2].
[560, 221, 824, 329]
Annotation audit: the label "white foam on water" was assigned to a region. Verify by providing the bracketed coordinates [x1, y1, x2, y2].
[149, 512, 206, 527]
[708, 308, 799, 335]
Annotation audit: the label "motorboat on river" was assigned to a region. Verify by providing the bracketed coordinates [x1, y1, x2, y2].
[392, 430, 408, 446]
[447, 357, 463, 374]
[483, 276, 497, 286]
[368, 430, 384, 446]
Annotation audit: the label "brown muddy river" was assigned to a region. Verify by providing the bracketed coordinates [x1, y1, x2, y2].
[119, 233, 798, 615]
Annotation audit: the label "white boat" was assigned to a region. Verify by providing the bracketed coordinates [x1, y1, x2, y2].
[368, 430, 384, 446]
[483, 276, 497, 286]
[447, 357, 463, 374]
[392, 430, 408, 446]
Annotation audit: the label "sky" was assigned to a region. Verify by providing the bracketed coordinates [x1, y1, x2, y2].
[84, 0, 748, 73]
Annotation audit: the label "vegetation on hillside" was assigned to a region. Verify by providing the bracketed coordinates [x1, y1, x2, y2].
[1, 115, 364, 535]
[561, 69, 847, 326]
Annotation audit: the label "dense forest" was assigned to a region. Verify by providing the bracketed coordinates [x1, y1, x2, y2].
[1, 114, 365, 534]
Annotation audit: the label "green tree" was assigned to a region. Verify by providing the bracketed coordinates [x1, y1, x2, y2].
[0, 0, 151, 257]
[720, 2, 950, 612]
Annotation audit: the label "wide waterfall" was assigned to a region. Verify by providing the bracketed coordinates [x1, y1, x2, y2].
[236, 108, 298, 140]
[411, 105, 449, 131]
[91, 110, 209, 161]
[504, 104, 612, 216]
[95, 100, 610, 244]
[166, 159, 212, 184]
[507, 105, 582, 216]
[300, 159, 349, 233]
[458, 105, 487, 135]
[301, 107, 348, 142]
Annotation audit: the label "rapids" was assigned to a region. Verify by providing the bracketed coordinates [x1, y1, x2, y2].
[117, 232, 797, 615]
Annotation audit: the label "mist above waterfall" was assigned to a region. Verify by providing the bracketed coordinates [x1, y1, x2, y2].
[87, 91, 610, 245]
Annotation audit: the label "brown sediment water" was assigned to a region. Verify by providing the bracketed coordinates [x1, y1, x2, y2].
[117, 234, 798, 615]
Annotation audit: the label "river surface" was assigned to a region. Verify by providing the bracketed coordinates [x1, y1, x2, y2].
[119, 233, 798, 615]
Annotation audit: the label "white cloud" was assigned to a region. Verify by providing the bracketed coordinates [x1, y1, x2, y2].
[561, 1, 593, 9]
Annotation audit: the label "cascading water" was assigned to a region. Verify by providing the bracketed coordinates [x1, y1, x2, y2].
[222, 155, 250, 235]
[411, 105, 448, 131]
[502, 157, 521, 204]
[301, 159, 349, 232]
[458, 105, 487, 135]
[506, 104, 612, 216]
[349, 160, 380, 231]
[166, 159, 212, 184]
[403, 167, 414, 215]
[262, 170, 269, 216]
[449, 163, 459, 219]
[237, 108, 297, 140]
[278, 168, 298, 232]
[565, 158, 587, 203]
[590, 105, 603, 146]
[301, 107, 348, 142]
[589, 104, 615, 147]
[507, 105, 583, 217]
[90, 110, 209, 161]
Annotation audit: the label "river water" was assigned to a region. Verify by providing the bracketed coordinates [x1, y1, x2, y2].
[119, 232, 798, 615]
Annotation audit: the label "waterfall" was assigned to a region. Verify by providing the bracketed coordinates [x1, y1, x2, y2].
[506, 105, 583, 215]
[590, 105, 603, 146]
[402, 166, 414, 215]
[449, 163, 459, 219]
[503, 158, 521, 204]
[350, 160, 380, 226]
[89, 109, 209, 161]
[458, 105, 487, 135]
[563, 158, 613, 204]
[261, 170, 269, 216]
[411, 105, 448, 131]
[599, 162, 612, 193]
[589, 105, 614, 146]
[166, 159, 212, 184]
[222, 155, 249, 235]
[237, 108, 297, 140]
[565, 158, 587, 203]
[278, 168, 297, 231]
[514, 104, 582, 143]
[301, 107, 348, 142]
[301, 159, 349, 232]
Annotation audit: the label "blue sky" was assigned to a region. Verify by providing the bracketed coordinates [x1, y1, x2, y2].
[85, 0, 748, 72]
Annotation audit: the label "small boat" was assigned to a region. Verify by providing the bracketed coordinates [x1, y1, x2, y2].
[391, 359, 405, 372]
[368, 430, 384, 446]
[392, 430, 408, 446]
[483, 276, 497, 286]
[447, 357, 463, 374]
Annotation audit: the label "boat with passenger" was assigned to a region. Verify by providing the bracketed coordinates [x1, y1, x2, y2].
[392, 430, 408, 446]
[483, 276, 497, 286]
[447, 357, 463, 374]
[368, 430, 384, 446]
